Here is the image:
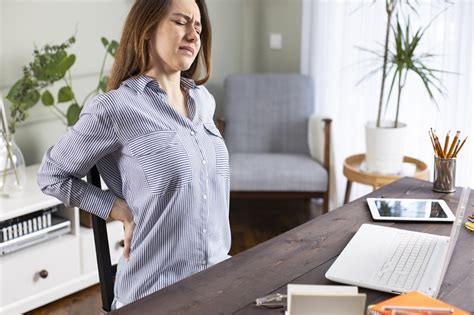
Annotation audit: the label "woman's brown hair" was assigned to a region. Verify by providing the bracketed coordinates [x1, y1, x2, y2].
[107, 0, 212, 91]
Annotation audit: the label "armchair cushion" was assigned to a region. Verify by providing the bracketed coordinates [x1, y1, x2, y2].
[230, 153, 328, 192]
[223, 74, 313, 154]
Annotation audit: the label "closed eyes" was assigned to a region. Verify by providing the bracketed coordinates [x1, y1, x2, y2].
[171, 12, 202, 35]
[174, 20, 201, 35]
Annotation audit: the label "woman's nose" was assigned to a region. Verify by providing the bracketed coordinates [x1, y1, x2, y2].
[186, 28, 199, 42]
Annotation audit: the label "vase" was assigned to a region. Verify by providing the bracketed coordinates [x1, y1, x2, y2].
[365, 120, 407, 175]
[0, 135, 26, 196]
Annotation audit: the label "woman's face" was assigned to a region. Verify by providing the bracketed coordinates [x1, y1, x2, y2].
[149, 0, 202, 74]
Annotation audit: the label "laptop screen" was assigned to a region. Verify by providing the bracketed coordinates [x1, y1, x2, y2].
[434, 186, 470, 297]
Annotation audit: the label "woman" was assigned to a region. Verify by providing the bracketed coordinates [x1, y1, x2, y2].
[37, 0, 231, 309]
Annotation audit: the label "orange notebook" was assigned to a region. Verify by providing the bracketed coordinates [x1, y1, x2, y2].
[367, 291, 470, 315]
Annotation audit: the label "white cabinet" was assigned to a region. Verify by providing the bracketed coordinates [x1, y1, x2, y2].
[0, 164, 123, 314]
[0, 235, 80, 307]
[80, 220, 124, 274]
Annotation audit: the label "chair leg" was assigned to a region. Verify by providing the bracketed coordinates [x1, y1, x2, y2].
[322, 192, 329, 214]
[306, 199, 313, 220]
[307, 198, 324, 219]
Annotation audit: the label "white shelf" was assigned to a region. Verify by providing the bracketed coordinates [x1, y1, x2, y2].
[0, 164, 63, 221]
[0, 163, 123, 314]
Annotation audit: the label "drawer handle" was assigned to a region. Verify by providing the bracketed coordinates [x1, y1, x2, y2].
[117, 240, 125, 248]
[39, 269, 49, 279]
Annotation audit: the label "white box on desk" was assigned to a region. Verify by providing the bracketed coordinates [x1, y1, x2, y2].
[286, 284, 366, 315]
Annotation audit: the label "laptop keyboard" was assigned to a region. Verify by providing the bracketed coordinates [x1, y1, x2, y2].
[373, 232, 437, 291]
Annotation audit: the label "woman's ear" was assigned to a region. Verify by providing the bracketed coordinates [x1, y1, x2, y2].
[144, 30, 152, 41]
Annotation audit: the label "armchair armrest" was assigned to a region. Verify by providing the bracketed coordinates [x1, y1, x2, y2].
[308, 116, 332, 172]
[322, 118, 332, 172]
[309, 116, 332, 212]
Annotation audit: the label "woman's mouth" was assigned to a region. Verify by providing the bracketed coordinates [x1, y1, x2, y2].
[179, 46, 194, 56]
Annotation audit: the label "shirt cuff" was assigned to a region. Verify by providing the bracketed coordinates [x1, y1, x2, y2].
[79, 183, 116, 219]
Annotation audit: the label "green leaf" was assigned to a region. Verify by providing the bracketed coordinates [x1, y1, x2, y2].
[41, 90, 54, 106]
[107, 41, 119, 57]
[384, 69, 399, 114]
[56, 54, 76, 76]
[355, 65, 383, 86]
[99, 76, 109, 92]
[6, 79, 24, 103]
[34, 50, 66, 80]
[24, 89, 41, 109]
[66, 103, 81, 126]
[46, 54, 76, 79]
[58, 86, 74, 103]
[6, 79, 40, 109]
[101, 37, 109, 48]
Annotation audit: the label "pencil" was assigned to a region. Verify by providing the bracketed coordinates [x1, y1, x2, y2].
[429, 129, 440, 157]
[431, 129, 444, 157]
[432, 130, 444, 158]
[381, 305, 454, 312]
[447, 131, 461, 158]
[451, 139, 460, 158]
[434, 136, 444, 158]
[453, 136, 468, 158]
[443, 131, 450, 157]
[429, 131, 437, 156]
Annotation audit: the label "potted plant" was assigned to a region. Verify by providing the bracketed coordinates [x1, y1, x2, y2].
[5, 35, 117, 133]
[0, 35, 117, 194]
[360, 0, 450, 174]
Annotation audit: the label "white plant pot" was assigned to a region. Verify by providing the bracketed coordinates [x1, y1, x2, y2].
[365, 120, 407, 175]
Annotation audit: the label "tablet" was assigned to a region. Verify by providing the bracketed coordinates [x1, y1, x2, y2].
[366, 198, 455, 222]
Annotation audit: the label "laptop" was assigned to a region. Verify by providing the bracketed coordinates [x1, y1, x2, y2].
[325, 187, 470, 297]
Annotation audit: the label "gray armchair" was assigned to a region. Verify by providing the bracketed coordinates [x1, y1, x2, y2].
[218, 74, 331, 213]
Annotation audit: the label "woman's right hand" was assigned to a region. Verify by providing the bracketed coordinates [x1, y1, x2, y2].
[110, 198, 135, 262]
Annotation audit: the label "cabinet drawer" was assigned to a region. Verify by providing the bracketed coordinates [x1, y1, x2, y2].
[80, 220, 124, 274]
[0, 235, 80, 306]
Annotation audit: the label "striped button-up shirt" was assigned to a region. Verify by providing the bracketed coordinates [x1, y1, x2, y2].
[37, 74, 231, 305]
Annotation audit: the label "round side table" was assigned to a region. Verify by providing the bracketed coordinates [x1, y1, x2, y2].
[343, 154, 429, 204]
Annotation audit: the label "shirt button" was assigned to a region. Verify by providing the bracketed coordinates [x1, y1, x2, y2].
[202, 160, 207, 165]
[203, 194, 207, 200]
[203, 229, 207, 233]
[190, 131, 196, 136]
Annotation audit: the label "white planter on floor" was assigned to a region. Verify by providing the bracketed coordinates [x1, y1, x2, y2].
[365, 120, 407, 175]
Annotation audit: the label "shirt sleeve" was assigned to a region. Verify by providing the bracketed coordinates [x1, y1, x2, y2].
[197, 86, 216, 121]
[37, 96, 120, 219]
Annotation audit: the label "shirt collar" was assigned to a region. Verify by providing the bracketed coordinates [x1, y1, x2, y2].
[122, 74, 197, 93]
[180, 76, 197, 90]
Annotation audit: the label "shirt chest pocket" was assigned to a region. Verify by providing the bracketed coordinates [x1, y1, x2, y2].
[128, 131, 192, 195]
[203, 124, 230, 180]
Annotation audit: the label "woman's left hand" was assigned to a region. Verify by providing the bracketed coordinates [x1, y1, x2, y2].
[110, 198, 135, 262]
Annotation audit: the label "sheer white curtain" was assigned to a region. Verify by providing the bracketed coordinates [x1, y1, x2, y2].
[301, 0, 473, 207]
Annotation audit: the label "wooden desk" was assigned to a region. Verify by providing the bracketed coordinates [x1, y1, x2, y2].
[343, 154, 429, 203]
[112, 178, 473, 314]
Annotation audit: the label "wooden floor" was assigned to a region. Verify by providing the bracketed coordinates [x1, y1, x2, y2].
[27, 199, 323, 315]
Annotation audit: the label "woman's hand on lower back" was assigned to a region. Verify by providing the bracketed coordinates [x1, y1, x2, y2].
[110, 198, 135, 262]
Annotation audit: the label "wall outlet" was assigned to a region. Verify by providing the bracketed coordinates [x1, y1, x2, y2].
[269, 33, 282, 50]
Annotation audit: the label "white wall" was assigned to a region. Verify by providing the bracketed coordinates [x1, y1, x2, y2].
[257, 0, 302, 73]
[206, 0, 259, 116]
[208, 0, 303, 114]
[0, 0, 133, 164]
[0, 0, 302, 165]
